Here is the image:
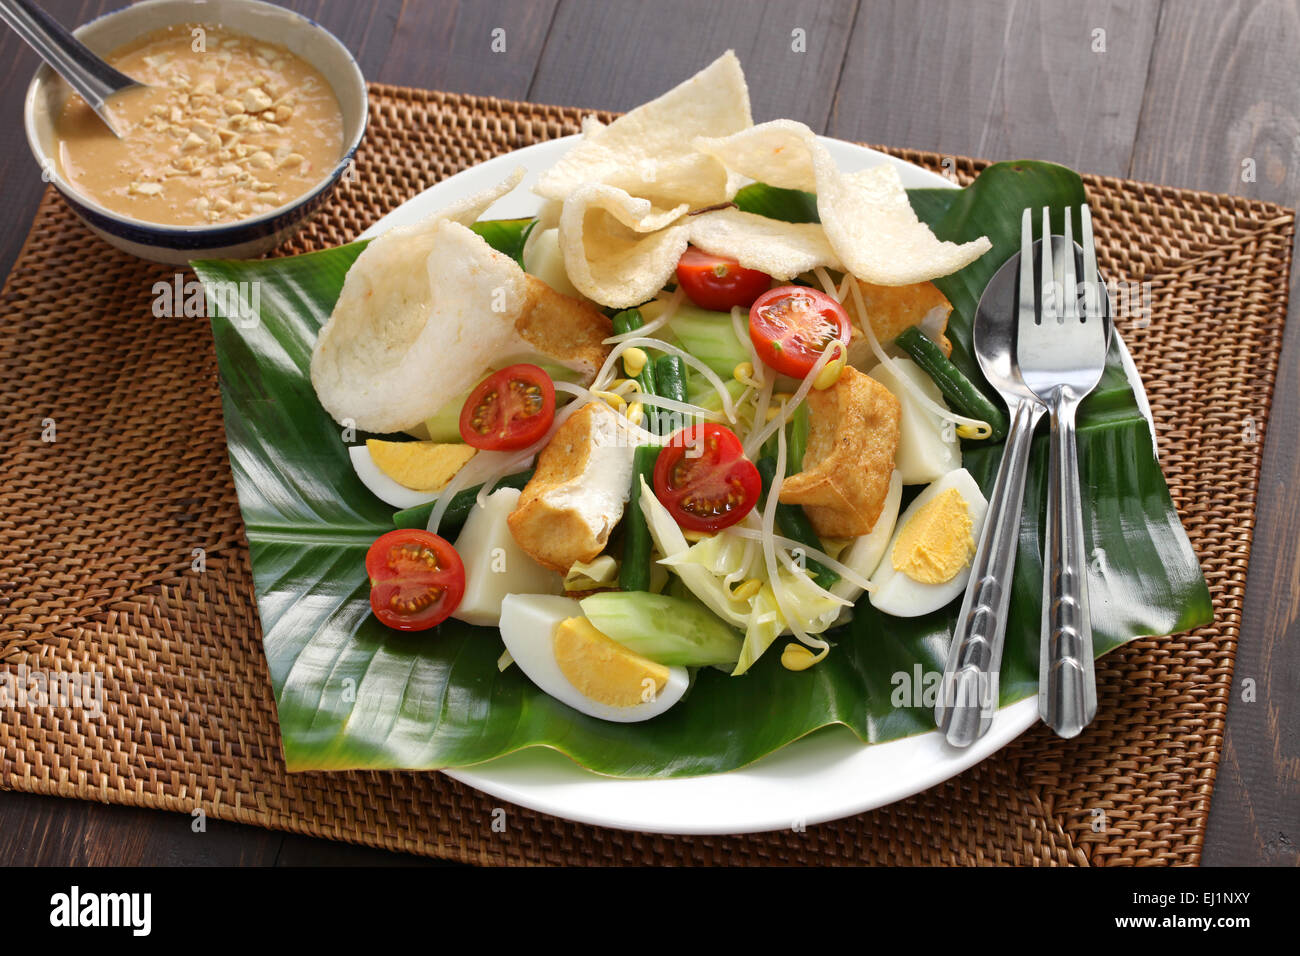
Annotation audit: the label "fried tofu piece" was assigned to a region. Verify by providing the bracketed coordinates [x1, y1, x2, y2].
[779, 367, 901, 538]
[846, 279, 953, 368]
[508, 402, 640, 572]
[515, 275, 613, 376]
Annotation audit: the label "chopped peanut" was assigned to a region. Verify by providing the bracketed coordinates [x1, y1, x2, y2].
[52, 22, 343, 226]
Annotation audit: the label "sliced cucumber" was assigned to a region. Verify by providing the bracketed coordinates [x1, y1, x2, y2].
[579, 591, 743, 668]
[687, 376, 746, 413]
[423, 389, 472, 442]
[669, 304, 751, 378]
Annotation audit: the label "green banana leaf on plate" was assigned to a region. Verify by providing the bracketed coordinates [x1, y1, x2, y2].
[193, 159, 1211, 778]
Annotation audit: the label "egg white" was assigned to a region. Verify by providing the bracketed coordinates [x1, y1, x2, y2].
[868, 468, 988, 618]
[499, 594, 690, 723]
[348, 444, 440, 510]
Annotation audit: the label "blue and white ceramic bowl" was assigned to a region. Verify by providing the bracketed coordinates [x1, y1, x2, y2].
[24, 0, 368, 264]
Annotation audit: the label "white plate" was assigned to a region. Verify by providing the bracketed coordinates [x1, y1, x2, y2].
[358, 136, 1148, 835]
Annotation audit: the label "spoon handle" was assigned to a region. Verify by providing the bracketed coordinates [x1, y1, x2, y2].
[1038, 394, 1098, 737]
[0, 0, 137, 135]
[936, 395, 1042, 747]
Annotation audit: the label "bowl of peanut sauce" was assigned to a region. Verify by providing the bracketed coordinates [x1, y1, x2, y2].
[24, 0, 367, 264]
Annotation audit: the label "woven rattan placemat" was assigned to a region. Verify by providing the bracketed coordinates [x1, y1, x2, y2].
[0, 84, 1291, 865]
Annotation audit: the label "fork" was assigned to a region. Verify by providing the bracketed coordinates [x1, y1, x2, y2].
[1016, 205, 1108, 739]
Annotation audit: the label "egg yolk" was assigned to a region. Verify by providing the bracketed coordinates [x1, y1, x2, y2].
[891, 487, 975, 584]
[552, 616, 669, 707]
[366, 439, 476, 491]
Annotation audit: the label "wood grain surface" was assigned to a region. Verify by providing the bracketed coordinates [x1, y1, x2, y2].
[1127, 0, 1300, 868]
[0, 0, 1294, 867]
[829, 0, 1159, 176]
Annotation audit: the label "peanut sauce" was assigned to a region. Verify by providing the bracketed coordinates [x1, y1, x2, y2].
[54, 23, 344, 226]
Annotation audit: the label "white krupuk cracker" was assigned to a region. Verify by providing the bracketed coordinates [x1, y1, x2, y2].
[311, 167, 616, 434]
[559, 183, 691, 308]
[687, 208, 841, 280]
[311, 217, 533, 434]
[695, 119, 820, 192]
[535, 50, 752, 211]
[696, 121, 991, 285]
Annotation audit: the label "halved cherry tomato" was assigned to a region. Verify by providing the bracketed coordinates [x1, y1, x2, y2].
[748, 285, 852, 378]
[675, 247, 772, 311]
[366, 529, 465, 631]
[653, 423, 761, 533]
[459, 363, 555, 451]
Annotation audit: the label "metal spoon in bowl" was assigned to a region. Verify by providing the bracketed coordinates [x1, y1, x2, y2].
[0, 0, 142, 138]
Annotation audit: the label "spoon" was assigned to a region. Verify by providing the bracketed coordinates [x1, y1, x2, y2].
[934, 239, 1111, 747]
[0, 0, 143, 137]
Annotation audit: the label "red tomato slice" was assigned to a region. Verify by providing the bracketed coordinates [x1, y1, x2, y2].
[675, 247, 772, 311]
[653, 423, 761, 533]
[366, 529, 465, 631]
[748, 286, 852, 378]
[459, 364, 555, 451]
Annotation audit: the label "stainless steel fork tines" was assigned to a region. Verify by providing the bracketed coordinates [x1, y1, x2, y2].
[1016, 205, 1109, 739]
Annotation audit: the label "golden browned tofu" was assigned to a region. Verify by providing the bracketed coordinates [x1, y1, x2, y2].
[515, 275, 613, 377]
[847, 279, 953, 361]
[508, 402, 639, 572]
[779, 367, 901, 538]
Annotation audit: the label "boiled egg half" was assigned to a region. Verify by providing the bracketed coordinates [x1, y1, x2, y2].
[500, 594, 690, 723]
[349, 439, 476, 509]
[868, 468, 988, 618]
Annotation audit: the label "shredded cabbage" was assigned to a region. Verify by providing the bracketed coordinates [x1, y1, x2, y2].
[738, 584, 783, 675]
[755, 422, 830, 667]
[638, 476, 751, 627]
[726, 526, 874, 593]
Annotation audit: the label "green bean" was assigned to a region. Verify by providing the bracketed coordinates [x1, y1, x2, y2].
[787, 403, 809, 473]
[619, 446, 662, 591]
[652, 355, 687, 434]
[611, 309, 643, 337]
[894, 326, 1007, 441]
[612, 308, 661, 429]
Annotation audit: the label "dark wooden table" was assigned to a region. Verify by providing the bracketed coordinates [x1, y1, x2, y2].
[0, 0, 1295, 867]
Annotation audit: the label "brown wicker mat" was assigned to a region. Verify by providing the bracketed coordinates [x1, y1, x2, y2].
[0, 84, 1291, 866]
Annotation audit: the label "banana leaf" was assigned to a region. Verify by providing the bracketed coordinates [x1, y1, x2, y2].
[194, 160, 1210, 777]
